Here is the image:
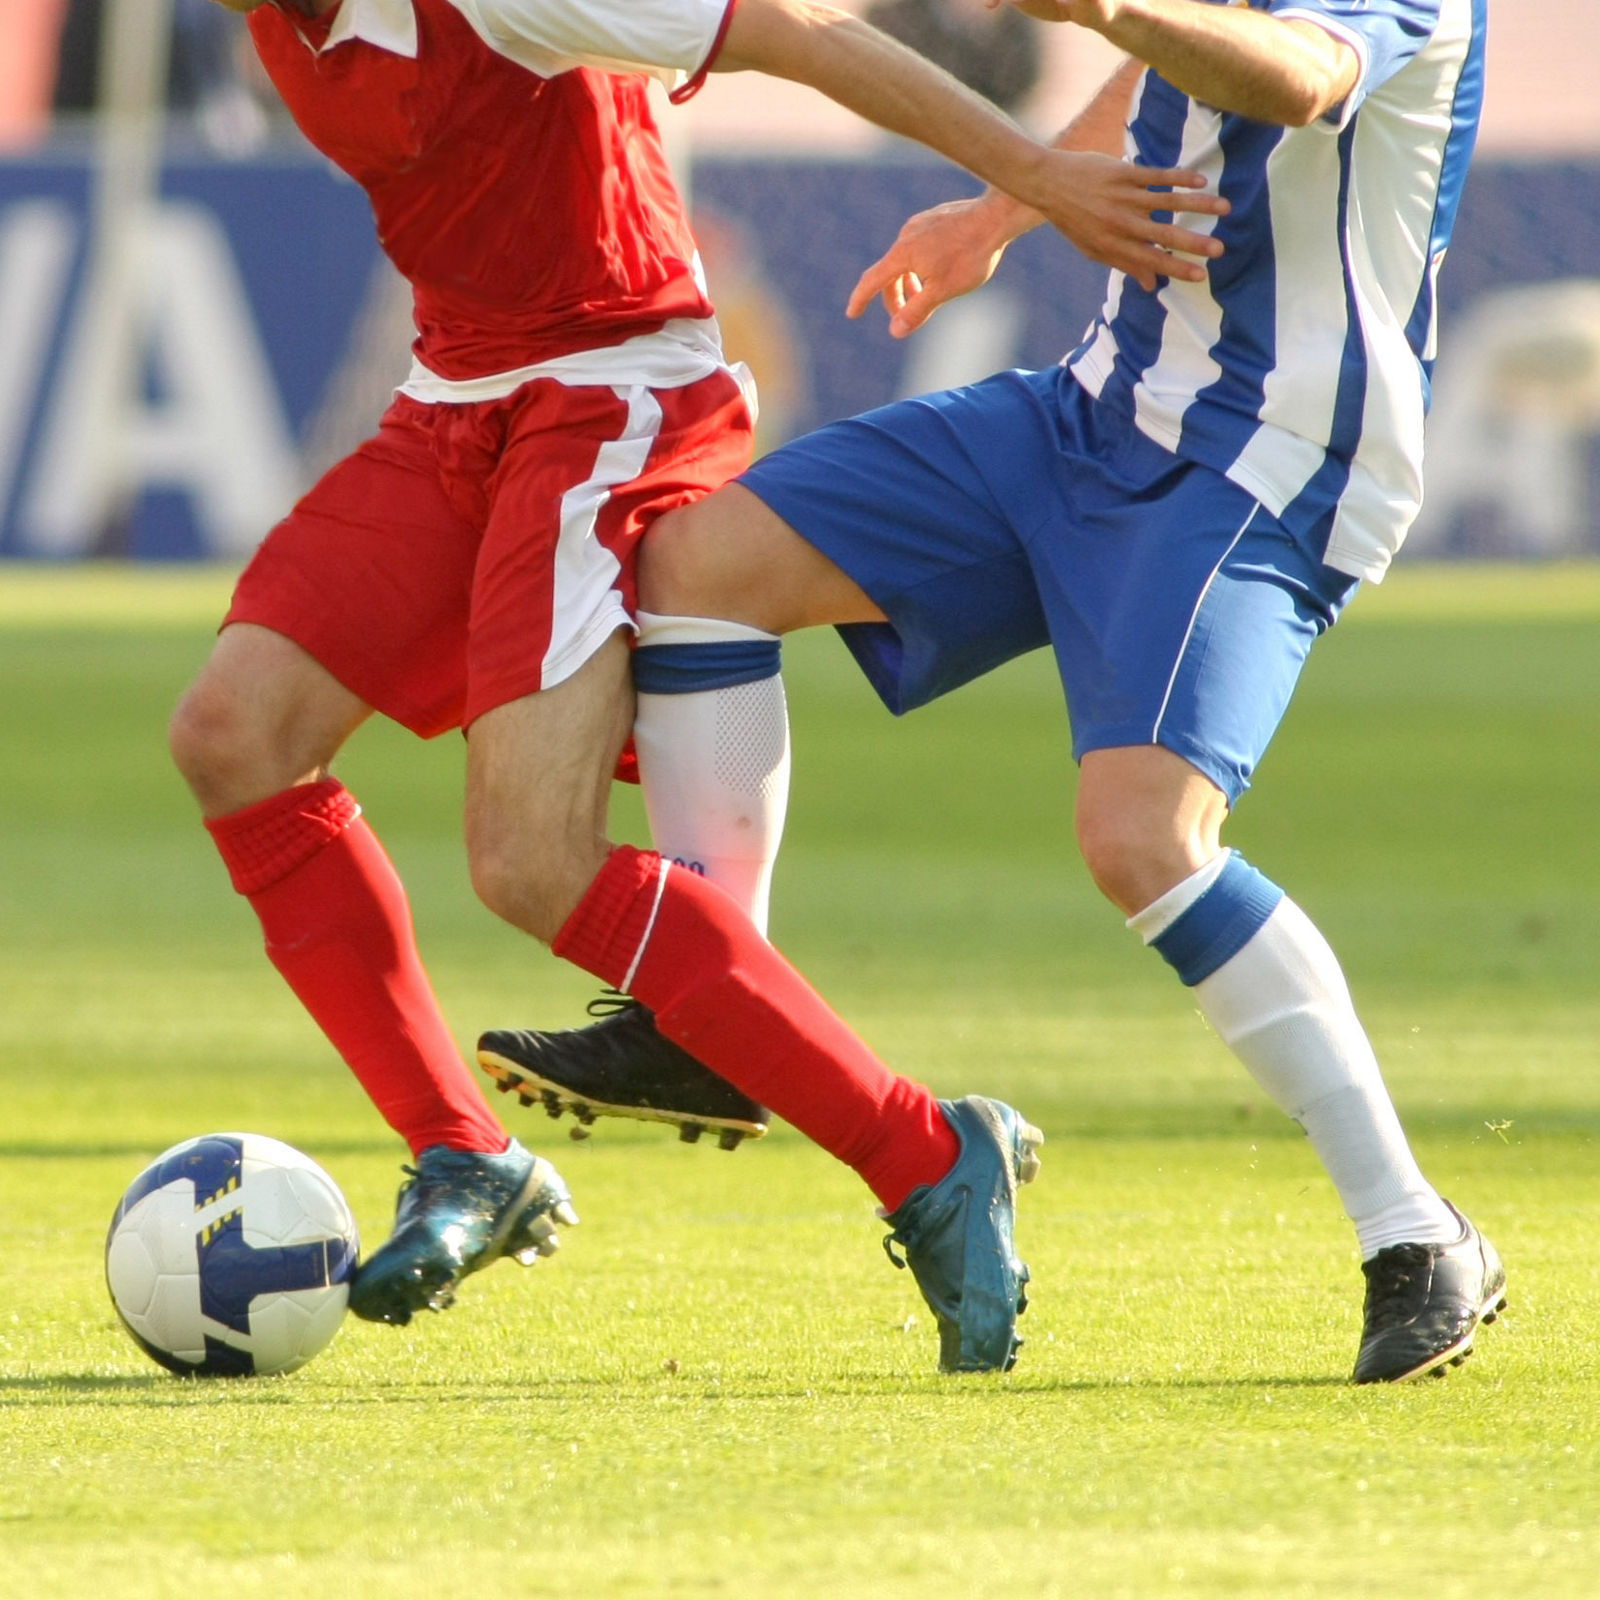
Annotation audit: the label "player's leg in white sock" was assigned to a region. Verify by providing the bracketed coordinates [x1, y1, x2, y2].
[632, 611, 790, 936]
[1129, 850, 1459, 1257]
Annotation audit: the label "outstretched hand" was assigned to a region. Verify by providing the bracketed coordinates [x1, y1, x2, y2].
[849, 153, 1229, 338]
[846, 199, 1011, 338]
[1029, 148, 1228, 293]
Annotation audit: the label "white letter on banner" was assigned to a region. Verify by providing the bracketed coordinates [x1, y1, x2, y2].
[0, 201, 78, 530]
[22, 199, 301, 558]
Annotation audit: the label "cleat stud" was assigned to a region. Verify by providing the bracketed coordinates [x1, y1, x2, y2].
[1482, 1311, 1497, 1325]
[554, 1201, 579, 1227]
[575, 1106, 597, 1126]
[568, 1123, 591, 1141]
[717, 1128, 744, 1152]
[679, 1123, 704, 1144]
[517, 1092, 535, 1107]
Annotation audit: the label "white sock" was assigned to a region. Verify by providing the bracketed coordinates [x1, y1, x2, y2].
[633, 612, 790, 937]
[1134, 867, 1458, 1258]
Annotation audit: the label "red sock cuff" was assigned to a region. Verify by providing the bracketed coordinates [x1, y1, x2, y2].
[551, 845, 666, 989]
[205, 779, 361, 897]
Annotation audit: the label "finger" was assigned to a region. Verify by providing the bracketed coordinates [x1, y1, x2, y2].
[1111, 243, 1209, 288]
[1144, 222, 1226, 257]
[1146, 249, 1209, 285]
[1119, 169, 1230, 213]
[846, 256, 901, 319]
[887, 277, 950, 338]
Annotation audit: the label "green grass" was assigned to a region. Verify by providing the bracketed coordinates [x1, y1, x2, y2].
[3, 562, 1600, 1597]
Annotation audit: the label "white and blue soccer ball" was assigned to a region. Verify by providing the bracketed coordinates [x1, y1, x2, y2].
[105, 1133, 359, 1377]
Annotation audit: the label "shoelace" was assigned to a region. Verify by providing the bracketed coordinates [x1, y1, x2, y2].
[1364, 1243, 1432, 1317]
[585, 988, 636, 1019]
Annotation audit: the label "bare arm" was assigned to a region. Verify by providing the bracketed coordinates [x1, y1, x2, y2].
[847, 57, 1201, 335]
[714, 0, 1226, 285]
[1009, 0, 1359, 127]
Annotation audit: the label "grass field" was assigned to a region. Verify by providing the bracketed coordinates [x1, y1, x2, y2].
[3, 562, 1600, 1598]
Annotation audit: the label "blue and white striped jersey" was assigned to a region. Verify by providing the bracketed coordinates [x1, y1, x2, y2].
[1067, 0, 1486, 581]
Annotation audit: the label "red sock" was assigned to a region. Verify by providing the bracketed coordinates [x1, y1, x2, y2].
[554, 846, 957, 1211]
[205, 780, 508, 1158]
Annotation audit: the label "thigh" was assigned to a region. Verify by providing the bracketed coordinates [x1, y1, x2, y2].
[466, 369, 754, 726]
[640, 481, 885, 634]
[226, 397, 479, 739]
[737, 369, 1062, 714]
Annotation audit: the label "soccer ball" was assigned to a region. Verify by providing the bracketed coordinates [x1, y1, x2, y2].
[105, 1132, 359, 1377]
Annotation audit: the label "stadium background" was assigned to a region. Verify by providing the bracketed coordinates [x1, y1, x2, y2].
[0, 0, 1595, 567]
[4, 9, 1600, 1594]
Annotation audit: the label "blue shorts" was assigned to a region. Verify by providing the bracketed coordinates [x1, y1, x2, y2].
[740, 367, 1358, 803]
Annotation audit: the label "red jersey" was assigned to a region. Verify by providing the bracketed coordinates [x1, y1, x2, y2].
[249, 0, 735, 379]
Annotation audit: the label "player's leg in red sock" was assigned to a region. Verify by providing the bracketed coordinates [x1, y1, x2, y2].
[465, 639, 958, 1213]
[205, 781, 508, 1157]
[170, 624, 508, 1158]
[553, 846, 957, 1211]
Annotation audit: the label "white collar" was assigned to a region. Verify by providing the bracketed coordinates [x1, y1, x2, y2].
[318, 0, 418, 57]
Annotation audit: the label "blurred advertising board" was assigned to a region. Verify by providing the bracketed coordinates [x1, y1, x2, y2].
[0, 145, 1596, 562]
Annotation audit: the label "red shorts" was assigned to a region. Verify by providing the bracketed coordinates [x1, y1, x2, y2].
[226, 368, 754, 737]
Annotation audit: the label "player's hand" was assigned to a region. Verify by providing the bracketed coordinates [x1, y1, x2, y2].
[846, 198, 1015, 339]
[1030, 149, 1229, 294]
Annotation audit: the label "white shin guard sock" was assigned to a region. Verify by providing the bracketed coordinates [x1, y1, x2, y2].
[634, 613, 790, 937]
[1179, 891, 1458, 1257]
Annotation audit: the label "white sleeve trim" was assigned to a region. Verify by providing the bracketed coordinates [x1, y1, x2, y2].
[1274, 8, 1371, 131]
[459, 0, 729, 84]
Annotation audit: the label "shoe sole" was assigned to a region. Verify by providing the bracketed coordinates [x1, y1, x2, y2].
[491, 1155, 580, 1268]
[478, 1048, 769, 1150]
[1381, 1279, 1509, 1383]
[1015, 1121, 1044, 1188]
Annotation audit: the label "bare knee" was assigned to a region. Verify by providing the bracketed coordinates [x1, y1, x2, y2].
[467, 822, 603, 945]
[169, 628, 367, 817]
[169, 677, 277, 816]
[639, 494, 755, 622]
[1076, 803, 1178, 917]
[1075, 747, 1229, 917]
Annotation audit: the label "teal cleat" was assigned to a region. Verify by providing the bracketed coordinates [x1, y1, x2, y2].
[349, 1139, 577, 1326]
[882, 1096, 1043, 1373]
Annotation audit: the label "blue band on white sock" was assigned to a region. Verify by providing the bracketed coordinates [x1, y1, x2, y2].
[633, 639, 782, 695]
[1151, 853, 1285, 986]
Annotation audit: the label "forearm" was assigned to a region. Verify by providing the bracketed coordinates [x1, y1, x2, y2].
[1070, 0, 1358, 126]
[970, 55, 1145, 254]
[715, 1, 1059, 215]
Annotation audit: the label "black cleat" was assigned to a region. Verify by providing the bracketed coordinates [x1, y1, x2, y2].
[1353, 1202, 1507, 1383]
[477, 997, 768, 1149]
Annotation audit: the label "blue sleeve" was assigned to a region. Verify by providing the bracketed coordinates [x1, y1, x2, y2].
[1269, 0, 1441, 116]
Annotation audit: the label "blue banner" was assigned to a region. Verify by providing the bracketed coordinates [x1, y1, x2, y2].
[0, 143, 1595, 562]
